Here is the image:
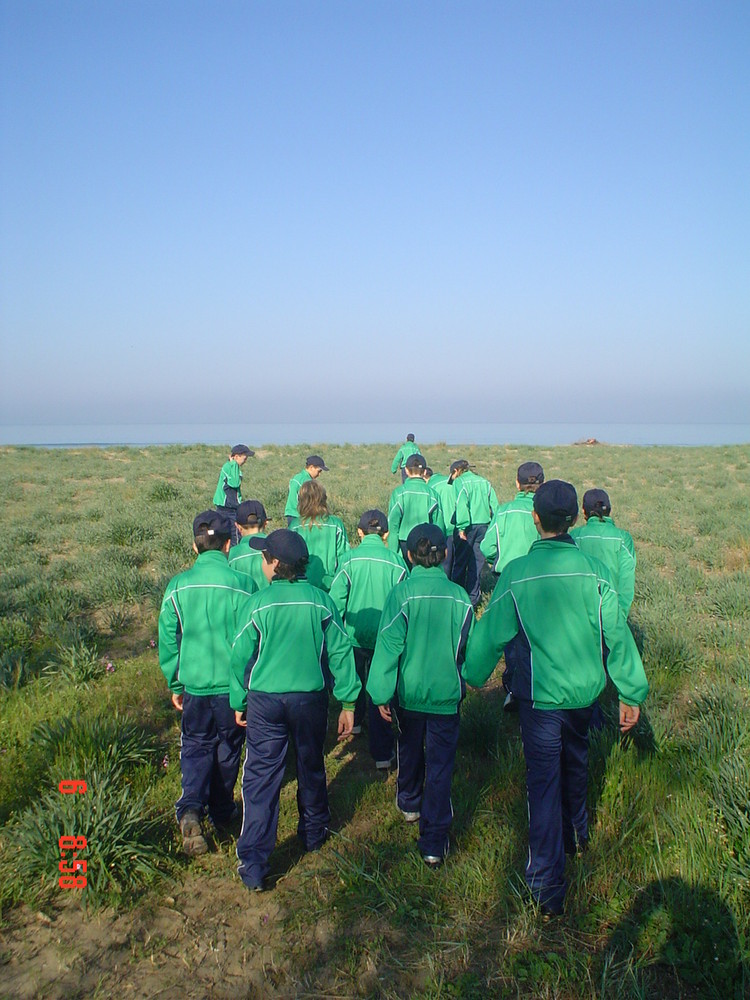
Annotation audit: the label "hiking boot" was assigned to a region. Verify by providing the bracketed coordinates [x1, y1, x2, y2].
[179, 810, 208, 857]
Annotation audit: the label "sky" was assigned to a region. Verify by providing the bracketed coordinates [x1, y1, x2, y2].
[1, 0, 748, 430]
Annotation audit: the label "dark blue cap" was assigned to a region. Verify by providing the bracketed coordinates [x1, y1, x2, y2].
[449, 459, 474, 475]
[517, 461, 544, 485]
[358, 509, 388, 534]
[533, 480, 578, 524]
[583, 488, 611, 513]
[236, 500, 268, 526]
[193, 510, 232, 538]
[406, 522, 447, 554]
[306, 455, 329, 470]
[249, 528, 308, 563]
[231, 444, 254, 457]
[405, 453, 426, 470]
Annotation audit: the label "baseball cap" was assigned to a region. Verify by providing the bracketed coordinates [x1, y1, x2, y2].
[248, 528, 308, 564]
[193, 510, 232, 538]
[583, 488, 611, 513]
[449, 459, 474, 475]
[406, 433, 415, 442]
[306, 455, 329, 470]
[405, 453, 426, 471]
[231, 444, 254, 457]
[533, 480, 578, 525]
[517, 461, 544, 486]
[235, 500, 268, 526]
[406, 522, 447, 554]
[358, 509, 388, 534]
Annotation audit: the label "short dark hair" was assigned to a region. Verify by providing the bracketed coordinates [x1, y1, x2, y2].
[262, 549, 308, 580]
[194, 531, 229, 554]
[406, 433, 415, 442]
[409, 536, 446, 568]
[535, 510, 573, 534]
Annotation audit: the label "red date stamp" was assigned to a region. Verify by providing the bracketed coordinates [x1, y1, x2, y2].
[58, 779, 87, 889]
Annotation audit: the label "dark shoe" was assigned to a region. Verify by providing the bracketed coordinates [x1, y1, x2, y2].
[179, 810, 208, 857]
[211, 804, 241, 829]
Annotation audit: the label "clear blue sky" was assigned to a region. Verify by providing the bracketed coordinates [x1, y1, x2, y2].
[1, 1, 748, 427]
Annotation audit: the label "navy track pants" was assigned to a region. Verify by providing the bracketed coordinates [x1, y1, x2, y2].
[176, 692, 245, 825]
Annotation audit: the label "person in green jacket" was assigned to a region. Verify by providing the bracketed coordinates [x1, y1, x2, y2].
[391, 433, 421, 482]
[426, 464, 459, 578]
[479, 461, 545, 711]
[450, 459, 500, 607]
[228, 500, 270, 593]
[212, 445, 254, 544]
[330, 508, 407, 768]
[158, 510, 257, 857]
[229, 529, 360, 891]
[387, 454, 440, 562]
[571, 488, 636, 617]
[463, 481, 648, 914]
[480, 461, 545, 576]
[284, 454, 329, 525]
[289, 480, 349, 591]
[368, 523, 474, 867]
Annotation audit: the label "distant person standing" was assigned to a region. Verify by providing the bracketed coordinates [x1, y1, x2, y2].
[284, 455, 329, 525]
[391, 433, 421, 483]
[571, 489, 636, 618]
[213, 445, 254, 544]
[450, 460, 499, 608]
[387, 454, 440, 563]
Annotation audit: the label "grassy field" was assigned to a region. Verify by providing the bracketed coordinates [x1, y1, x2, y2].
[0, 441, 748, 999]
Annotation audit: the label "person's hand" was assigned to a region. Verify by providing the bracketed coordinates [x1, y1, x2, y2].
[171, 692, 184, 711]
[458, 530, 467, 541]
[378, 703, 392, 723]
[337, 709, 354, 741]
[235, 710, 247, 728]
[619, 702, 640, 733]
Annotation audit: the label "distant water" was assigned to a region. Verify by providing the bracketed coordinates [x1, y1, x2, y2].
[1, 422, 749, 448]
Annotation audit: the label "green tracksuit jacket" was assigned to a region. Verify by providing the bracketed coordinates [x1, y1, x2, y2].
[570, 516, 636, 616]
[289, 515, 349, 591]
[284, 469, 312, 519]
[429, 473, 456, 536]
[480, 491, 538, 573]
[387, 478, 440, 551]
[212, 459, 243, 509]
[228, 533, 270, 593]
[158, 550, 257, 696]
[329, 535, 408, 649]
[229, 578, 360, 712]
[391, 440, 420, 474]
[462, 536, 648, 710]
[367, 566, 474, 714]
[453, 471, 499, 531]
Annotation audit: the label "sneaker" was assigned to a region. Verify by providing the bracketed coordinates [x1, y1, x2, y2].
[503, 691, 518, 713]
[421, 854, 444, 869]
[179, 810, 208, 857]
[375, 754, 396, 770]
[399, 808, 420, 823]
[350, 725, 362, 735]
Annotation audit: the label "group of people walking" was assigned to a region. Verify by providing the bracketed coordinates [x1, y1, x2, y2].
[158, 437, 647, 913]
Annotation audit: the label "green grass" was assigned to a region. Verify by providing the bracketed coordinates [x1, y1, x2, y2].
[0, 441, 749, 997]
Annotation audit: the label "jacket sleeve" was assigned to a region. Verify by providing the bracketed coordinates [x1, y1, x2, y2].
[462, 578, 519, 686]
[454, 485, 470, 531]
[480, 518, 500, 569]
[618, 534, 636, 616]
[229, 616, 261, 713]
[158, 582, 183, 693]
[328, 563, 351, 621]
[391, 446, 403, 473]
[488, 486, 500, 517]
[284, 477, 301, 517]
[387, 495, 402, 551]
[367, 591, 406, 705]
[322, 601, 360, 707]
[598, 573, 648, 707]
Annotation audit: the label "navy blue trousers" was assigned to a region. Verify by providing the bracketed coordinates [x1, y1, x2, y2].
[518, 701, 593, 913]
[216, 504, 240, 545]
[353, 647, 395, 763]
[176, 692, 245, 825]
[451, 523, 488, 606]
[441, 533, 455, 580]
[395, 707, 460, 858]
[236, 690, 329, 887]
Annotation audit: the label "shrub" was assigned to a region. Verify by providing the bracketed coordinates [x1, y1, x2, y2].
[43, 640, 104, 688]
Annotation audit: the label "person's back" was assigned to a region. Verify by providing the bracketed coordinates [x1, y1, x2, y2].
[570, 489, 636, 616]
[289, 513, 348, 591]
[453, 468, 499, 532]
[481, 462, 545, 575]
[387, 456, 439, 557]
[391, 433, 420, 480]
